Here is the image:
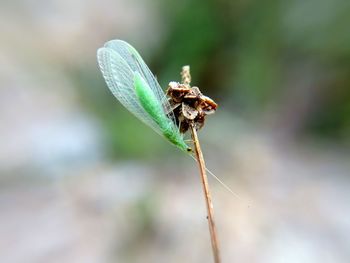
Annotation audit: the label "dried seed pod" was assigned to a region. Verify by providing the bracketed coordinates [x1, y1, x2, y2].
[166, 82, 191, 103]
[184, 86, 202, 99]
[182, 103, 198, 120]
[166, 69, 217, 133]
[199, 95, 217, 115]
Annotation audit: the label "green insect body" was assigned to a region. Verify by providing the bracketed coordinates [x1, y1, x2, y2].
[134, 73, 189, 152]
[97, 40, 190, 152]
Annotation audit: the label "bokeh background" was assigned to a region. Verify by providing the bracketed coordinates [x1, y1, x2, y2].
[1, 0, 350, 262]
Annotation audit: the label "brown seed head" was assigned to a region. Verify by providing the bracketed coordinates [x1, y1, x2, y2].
[167, 66, 217, 133]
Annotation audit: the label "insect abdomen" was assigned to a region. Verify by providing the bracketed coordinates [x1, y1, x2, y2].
[134, 73, 189, 151]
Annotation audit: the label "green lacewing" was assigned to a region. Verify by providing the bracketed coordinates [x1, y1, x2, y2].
[97, 40, 191, 152]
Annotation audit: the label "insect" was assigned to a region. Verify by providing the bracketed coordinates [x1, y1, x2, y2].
[97, 40, 191, 152]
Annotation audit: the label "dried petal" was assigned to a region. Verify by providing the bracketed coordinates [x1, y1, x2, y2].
[199, 95, 217, 114]
[184, 86, 202, 99]
[167, 82, 191, 103]
[182, 103, 198, 120]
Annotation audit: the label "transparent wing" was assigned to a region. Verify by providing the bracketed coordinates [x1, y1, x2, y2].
[97, 46, 162, 134]
[102, 40, 177, 125]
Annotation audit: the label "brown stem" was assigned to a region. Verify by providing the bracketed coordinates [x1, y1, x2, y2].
[181, 65, 191, 85]
[190, 123, 221, 263]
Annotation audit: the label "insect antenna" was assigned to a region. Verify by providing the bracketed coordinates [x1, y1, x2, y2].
[189, 154, 244, 201]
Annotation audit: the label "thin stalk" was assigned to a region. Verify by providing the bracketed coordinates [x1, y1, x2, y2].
[190, 123, 221, 263]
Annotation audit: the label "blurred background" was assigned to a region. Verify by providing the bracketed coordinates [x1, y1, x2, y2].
[1, 0, 350, 262]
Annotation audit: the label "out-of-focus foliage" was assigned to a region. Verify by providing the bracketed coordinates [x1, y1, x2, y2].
[78, 0, 350, 157]
[155, 0, 350, 137]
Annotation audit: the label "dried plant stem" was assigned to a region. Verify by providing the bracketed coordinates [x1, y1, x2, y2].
[181, 65, 221, 262]
[190, 123, 221, 263]
[181, 65, 191, 85]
